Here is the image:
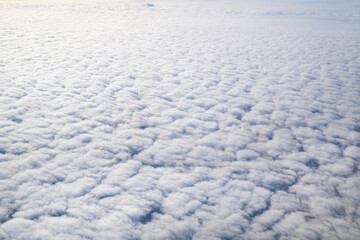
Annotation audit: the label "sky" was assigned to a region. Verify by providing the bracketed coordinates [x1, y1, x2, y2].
[0, 0, 360, 239]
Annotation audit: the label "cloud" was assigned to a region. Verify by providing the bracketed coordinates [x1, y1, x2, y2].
[0, 0, 359, 239]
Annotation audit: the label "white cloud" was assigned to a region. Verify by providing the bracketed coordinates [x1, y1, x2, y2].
[0, 0, 359, 239]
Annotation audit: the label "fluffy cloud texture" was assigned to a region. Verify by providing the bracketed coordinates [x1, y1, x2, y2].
[0, 0, 360, 239]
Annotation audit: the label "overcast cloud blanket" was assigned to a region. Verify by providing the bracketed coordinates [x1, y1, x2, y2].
[0, 0, 360, 239]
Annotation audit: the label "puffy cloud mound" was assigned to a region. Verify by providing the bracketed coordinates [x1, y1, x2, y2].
[1, 0, 360, 239]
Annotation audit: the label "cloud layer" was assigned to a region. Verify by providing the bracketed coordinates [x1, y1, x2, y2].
[0, 0, 360, 239]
